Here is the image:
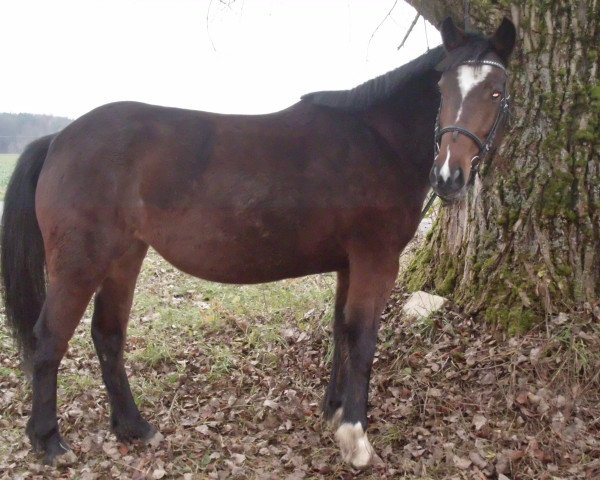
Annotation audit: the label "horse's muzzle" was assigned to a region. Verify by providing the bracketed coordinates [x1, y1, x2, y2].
[429, 163, 466, 201]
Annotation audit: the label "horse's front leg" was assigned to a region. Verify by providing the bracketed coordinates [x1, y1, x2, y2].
[325, 249, 398, 468]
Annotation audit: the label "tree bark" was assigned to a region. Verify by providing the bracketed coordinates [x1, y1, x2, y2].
[403, 0, 599, 332]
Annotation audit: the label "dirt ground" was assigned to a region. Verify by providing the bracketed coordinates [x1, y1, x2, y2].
[1, 242, 599, 479]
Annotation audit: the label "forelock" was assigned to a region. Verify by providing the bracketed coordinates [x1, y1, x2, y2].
[436, 33, 500, 72]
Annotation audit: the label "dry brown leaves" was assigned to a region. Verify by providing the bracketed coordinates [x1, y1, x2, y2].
[1, 252, 598, 479]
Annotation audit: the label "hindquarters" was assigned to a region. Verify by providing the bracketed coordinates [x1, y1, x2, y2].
[22, 125, 155, 462]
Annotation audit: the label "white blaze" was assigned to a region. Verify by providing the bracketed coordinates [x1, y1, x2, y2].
[439, 145, 451, 182]
[455, 65, 492, 122]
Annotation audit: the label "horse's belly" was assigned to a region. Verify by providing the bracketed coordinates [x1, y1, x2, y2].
[138, 209, 347, 284]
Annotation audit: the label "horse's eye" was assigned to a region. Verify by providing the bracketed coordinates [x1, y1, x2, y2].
[492, 91, 502, 100]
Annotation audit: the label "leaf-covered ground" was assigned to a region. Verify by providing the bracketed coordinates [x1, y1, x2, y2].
[1, 247, 599, 479]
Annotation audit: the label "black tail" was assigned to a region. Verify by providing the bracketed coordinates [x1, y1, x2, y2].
[1, 134, 54, 370]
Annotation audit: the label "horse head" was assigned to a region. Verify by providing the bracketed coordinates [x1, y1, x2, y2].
[429, 17, 516, 201]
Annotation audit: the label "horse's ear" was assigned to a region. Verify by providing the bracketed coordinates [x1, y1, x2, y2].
[440, 17, 466, 51]
[490, 17, 516, 63]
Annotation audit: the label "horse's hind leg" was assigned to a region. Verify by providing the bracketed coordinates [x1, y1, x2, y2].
[26, 282, 96, 464]
[323, 269, 349, 423]
[90, 241, 156, 443]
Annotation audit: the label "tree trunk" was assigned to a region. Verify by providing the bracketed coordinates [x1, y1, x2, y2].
[403, 0, 599, 332]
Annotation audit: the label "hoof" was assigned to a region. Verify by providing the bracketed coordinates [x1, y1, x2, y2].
[145, 430, 164, 448]
[42, 436, 73, 466]
[113, 417, 158, 443]
[50, 449, 77, 466]
[26, 423, 73, 466]
[335, 422, 374, 468]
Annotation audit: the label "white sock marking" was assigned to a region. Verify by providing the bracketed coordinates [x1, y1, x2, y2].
[335, 422, 374, 468]
[455, 65, 492, 122]
[330, 407, 344, 428]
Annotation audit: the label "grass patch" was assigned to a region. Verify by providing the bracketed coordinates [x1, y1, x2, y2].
[0, 365, 23, 379]
[57, 373, 98, 400]
[245, 322, 287, 350]
[131, 340, 174, 368]
[205, 344, 235, 380]
[191, 277, 335, 324]
[132, 374, 173, 408]
[130, 252, 335, 351]
[0, 154, 18, 200]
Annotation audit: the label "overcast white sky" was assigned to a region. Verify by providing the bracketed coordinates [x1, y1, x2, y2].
[1, 0, 440, 118]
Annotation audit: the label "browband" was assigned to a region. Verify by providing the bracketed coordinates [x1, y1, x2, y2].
[460, 59, 507, 74]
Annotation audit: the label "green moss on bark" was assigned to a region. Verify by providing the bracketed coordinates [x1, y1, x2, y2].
[435, 265, 457, 295]
[404, 246, 434, 292]
[540, 171, 576, 220]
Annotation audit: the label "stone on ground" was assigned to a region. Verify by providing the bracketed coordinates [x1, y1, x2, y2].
[402, 291, 447, 320]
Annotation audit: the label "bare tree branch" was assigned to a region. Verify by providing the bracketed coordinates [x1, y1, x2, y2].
[397, 12, 420, 50]
[206, 0, 217, 52]
[366, 0, 400, 58]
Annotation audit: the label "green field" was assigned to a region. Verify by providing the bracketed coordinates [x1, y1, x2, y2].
[0, 154, 18, 200]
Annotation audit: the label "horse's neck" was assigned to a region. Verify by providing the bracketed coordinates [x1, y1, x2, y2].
[362, 75, 440, 182]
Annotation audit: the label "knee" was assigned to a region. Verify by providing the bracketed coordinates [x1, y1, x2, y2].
[91, 327, 123, 355]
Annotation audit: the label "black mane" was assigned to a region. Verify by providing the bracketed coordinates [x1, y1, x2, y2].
[302, 46, 445, 111]
[302, 32, 501, 112]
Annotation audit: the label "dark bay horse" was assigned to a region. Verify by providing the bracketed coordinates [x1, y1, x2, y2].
[1, 17, 515, 467]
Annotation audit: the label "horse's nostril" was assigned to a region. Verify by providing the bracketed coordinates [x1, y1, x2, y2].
[429, 167, 438, 186]
[451, 168, 465, 189]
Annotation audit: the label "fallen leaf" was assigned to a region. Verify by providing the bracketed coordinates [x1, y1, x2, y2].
[152, 468, 166, 479]
[453, 455, 472, 469]
[473, 414, 487, 431]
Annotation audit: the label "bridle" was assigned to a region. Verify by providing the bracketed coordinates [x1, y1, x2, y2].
[421, 59, 510, 219]
[434, 59, 510, 184]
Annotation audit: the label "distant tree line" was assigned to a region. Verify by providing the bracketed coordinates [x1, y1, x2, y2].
[0, 113, 72, 153]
